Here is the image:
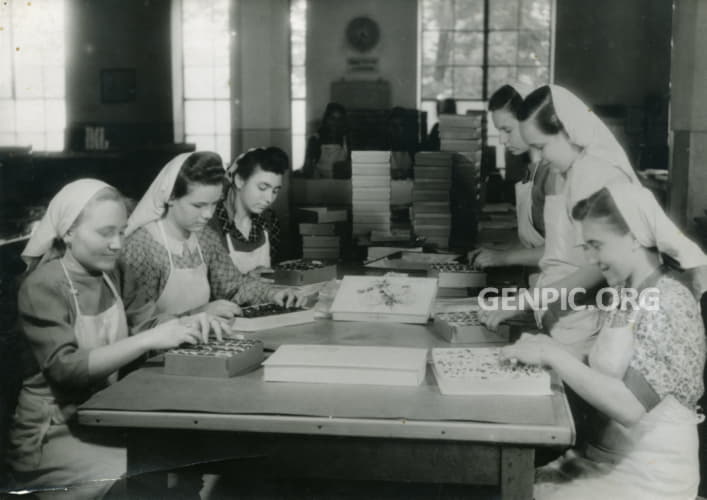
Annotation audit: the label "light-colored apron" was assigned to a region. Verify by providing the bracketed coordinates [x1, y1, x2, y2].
[227, 229, 271, 274]
[154, 220, 211, 315]
[8, 261, 128, 498]
[515, 167, 545, 250]
[533, 194, 600, 356]
[535, 307, 702, 500]
[515, 167, 545, 288]
[315, 139, 348, 178]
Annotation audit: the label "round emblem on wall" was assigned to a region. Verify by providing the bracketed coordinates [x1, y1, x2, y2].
[346, 16, 380, 53]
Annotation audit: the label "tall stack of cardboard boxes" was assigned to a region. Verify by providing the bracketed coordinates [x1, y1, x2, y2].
[351, 151, 391, 237]
[412, 152, 453, 249]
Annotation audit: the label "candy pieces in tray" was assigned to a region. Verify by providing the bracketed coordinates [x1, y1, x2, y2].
[231, 303, 316, 332]
[432, 347, 551, 396]
[271, 259, 337, 286]
[432, 310, 509, 343]
[427, 263, 487, 288]
[164, 339, 264, 378]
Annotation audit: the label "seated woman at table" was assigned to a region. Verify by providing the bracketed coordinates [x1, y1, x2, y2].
[468, 84, 559, 281]
[121, 152, 302, 321]
[210, 147, 289, 275]
[7, 179, 206, 499]
[502, 183, 707, 500]
[480, 85, 640, 358]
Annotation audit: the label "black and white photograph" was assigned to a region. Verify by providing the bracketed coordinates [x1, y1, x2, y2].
[1, 0, 706, 498]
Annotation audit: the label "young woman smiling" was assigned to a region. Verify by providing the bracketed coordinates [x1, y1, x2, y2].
[503, 183, 707, 499]
[8, 180, 204, 499]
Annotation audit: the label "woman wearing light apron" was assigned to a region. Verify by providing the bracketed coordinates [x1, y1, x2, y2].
[121, 152, 302, 322]
[211, 147, 289, 275]
[503, 183, 707, 500]
[7, 180, 203, 499]
[468, 84, 557, 285]
[481, 85, 640, 358]
[303, 102, 351, 179]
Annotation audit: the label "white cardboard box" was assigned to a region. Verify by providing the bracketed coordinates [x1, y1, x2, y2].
[263, 344, 427, 386]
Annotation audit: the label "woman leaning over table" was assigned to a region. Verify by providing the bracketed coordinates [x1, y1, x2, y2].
[480, 85, 640, 358]
[468, 83, 559, 282]
[502, 183, 707, 500]
[120, 152, 303, 324]
[7, 180, 206, 499]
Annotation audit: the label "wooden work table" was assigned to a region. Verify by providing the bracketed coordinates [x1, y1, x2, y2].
[78, 319, 574, 500]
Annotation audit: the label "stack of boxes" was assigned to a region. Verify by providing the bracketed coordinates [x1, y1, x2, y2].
[438, 111, 485, 249]
[351, 151, 391, 237]
[297, 207, 348, 260]
[438, 112, 483, 154]
[412, 152, 453, 249]
[476, 203, 518, 245]
[451, 151, 483, 248]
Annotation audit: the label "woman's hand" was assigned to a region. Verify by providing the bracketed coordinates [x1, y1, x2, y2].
[144, 318, 203, 351]
[180, 312, 231, 342]
[500, 332, 560, 367]
[478, 308, 521, 331]
[198, 300, 242, 320]
[468, 248, 506, 269]
[269, 287, 308, 308]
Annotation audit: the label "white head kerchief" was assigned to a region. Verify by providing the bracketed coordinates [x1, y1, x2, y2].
[608, 182, 707, 269]
[549, 85, 639, 183]
[22, 178, 112, 266]
[126, 153, 192, 236]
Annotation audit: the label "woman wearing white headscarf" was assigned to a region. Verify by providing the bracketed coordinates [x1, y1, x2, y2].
[480, 85, 639, 357]
[469, 83, 560, 281]
[502, 183, 707, 500]
[8, 179, 203, 499]
[121, 152, 302, 322]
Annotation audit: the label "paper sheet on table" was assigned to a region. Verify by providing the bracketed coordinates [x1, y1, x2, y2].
[82, 365, 557, 426]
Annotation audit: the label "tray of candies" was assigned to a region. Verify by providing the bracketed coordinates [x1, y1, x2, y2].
[164, 339, 264, 377]
[270, 259, 337, 285]
[232, 303, 317, 331]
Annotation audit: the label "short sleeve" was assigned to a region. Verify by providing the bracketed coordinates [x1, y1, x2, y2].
[18, 274, 90, 389]
[628, 278, 706, 409]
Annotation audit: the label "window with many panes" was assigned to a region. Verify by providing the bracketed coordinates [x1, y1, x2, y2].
[290, 0, 306, 171]
[180, 0, 231, 163]
[420, 0, 553, 169]
[0, 0, 66, 151]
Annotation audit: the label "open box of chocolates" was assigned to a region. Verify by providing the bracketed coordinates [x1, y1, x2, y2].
[164, 339, 264, 378]
[427, 263, 487, 288]
[271, 259, 337, 286]
[432, 310, 509, 344]
[231, 303, 316, 332]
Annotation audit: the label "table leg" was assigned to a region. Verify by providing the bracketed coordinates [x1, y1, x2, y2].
[500, 446, 535, 500]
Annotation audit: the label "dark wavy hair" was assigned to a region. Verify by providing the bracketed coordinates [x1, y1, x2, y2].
[488, 85, 524, 119]
[171, 151, 226, 199]
[231, 147, 290, 182]
[518, 85, 565, 135]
